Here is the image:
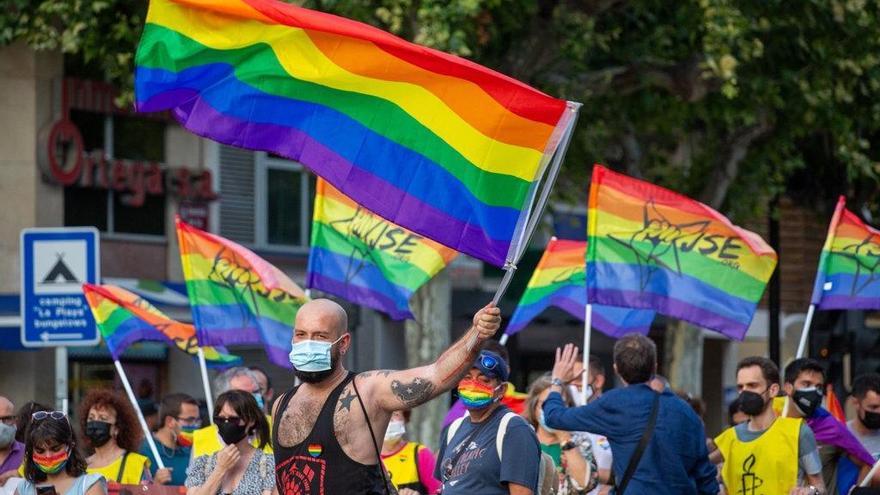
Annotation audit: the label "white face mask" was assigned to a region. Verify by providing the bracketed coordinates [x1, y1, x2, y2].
[569, 384, 592, 406]
[384, 420, 406, 442]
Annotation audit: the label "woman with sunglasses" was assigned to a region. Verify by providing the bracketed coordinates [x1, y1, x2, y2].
[523, 375, 598, 494]
[186, 390, 275, 495]
[15, 411, 106, 495]
[78, 390, 156, 484]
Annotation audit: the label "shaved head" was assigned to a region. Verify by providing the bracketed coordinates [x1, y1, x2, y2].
[0, 396, 13, 416]
[295, 299, 348, 337]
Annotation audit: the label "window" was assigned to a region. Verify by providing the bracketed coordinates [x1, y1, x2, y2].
[64, 111, 167, 237]
[218, 147, 313, 252]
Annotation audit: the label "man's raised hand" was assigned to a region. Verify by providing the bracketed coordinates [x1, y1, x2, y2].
[552, 343, 581, 384]
[472, 303, 502, 342]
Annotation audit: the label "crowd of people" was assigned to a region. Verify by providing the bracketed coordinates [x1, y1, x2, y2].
[1, 299, 880, 495]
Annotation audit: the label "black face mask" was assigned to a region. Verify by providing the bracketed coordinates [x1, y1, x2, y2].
[217, 421, 249, 445]
[293, 354, 339, 384]
[861, 410, 880, 430]
[792, 387, 823, 418]
[85, 421, 113, 447]
[739, 389, 768, 416]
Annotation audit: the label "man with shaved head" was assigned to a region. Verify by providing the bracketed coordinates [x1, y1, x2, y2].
[0, 396, 23, 484]
[272, 298, 502, 495]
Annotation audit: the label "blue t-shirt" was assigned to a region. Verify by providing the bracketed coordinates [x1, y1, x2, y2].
[140, 437, 192, 486]
[434, 406, 540, 495]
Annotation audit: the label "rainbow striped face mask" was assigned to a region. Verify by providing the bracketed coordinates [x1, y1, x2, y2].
[458, 379, 502, 410]
[177, 425, 199, 447]
[33, 449, 69, 474]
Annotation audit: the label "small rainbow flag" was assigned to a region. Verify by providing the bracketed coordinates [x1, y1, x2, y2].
[83, 283, 241, 366]
[176, 217, 308, 368]
[307, 179, 457, 320]
[307, 444, 322, 458]
[134, 0, 576, 267]
[587, 165, 778, 340]
[810, 196, 880, 310]
[505, 238, 654, 338]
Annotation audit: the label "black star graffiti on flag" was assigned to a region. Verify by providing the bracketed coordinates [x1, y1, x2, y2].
[606, 199, 711, 290]
[837, 233, 880, 297]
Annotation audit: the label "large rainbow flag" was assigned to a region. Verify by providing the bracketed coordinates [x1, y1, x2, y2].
[176, 217, 308, 367]
[587, 165, 778, 340]
[134, 0, 576, 267]
[308, 179, 457, 320]
[83, 283, 241, 366]
[505, 238, 654, 338]
[810, 196, 880, 309]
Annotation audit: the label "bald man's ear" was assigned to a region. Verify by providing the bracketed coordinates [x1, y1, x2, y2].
[338, 332, 352, 355]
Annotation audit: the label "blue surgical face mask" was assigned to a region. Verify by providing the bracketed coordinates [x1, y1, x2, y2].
[252, 392, 265, 410]
[289, 336, 343, 372]
[538, 409, 558, 434]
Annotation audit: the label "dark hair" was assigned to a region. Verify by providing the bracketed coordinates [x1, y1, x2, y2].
[158, 393, 199, 427]
[78, 389, 143, 452]
[523, 374, 575, 430]
[613, 334, 657, 384]
[674, 390, 705, 419]
[248, 366, 272, 392]
[588, 355, 606, 379]
[728, 396, 743, 425]
[214, 390, 270, 449]
[784, 358, 826, 385]
[853, 373, 880, 399]
[737, 356, 780, 387]
[24, 415, 88, 483]
[16, 402, 50, 444]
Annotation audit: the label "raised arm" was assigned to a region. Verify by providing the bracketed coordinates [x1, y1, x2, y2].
[362, 303, 501, 412]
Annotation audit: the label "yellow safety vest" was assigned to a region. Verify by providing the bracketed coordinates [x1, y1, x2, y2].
[381, 442, 425, 493]
[715, 416, 801, 495]
[87, 451, 151, 484]
[191, 417, 274, 458]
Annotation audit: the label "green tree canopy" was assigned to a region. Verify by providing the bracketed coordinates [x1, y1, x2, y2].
[5, 0, 879, 218]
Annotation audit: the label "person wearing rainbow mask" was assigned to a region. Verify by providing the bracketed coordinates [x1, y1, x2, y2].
[435, 350, 542, 495]
[15, 411, 106, 495]
[140, 394, 200, 486]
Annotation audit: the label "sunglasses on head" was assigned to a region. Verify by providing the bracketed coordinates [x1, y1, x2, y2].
[480, 353, 503, 372]
[32, 411, 67, 421]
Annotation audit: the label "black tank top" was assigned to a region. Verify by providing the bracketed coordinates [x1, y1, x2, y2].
[273, 372, 386, 495]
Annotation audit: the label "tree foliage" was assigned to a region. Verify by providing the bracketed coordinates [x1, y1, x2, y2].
[4, 0, 879, 219]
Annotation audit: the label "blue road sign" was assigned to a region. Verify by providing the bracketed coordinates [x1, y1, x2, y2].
[20, 227, 100, 347]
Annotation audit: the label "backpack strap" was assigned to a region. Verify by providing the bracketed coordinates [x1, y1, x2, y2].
[495, 412, 519, 460]
[445, 416, 467, 445]
[116, 451, 129, 483]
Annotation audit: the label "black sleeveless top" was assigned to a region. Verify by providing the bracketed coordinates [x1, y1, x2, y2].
[272, 372, 386, 495]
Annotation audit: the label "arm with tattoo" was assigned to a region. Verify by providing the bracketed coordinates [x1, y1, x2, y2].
[363, 303, 501, 412]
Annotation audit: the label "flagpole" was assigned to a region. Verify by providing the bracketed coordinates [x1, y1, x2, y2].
[499, 333, 509, 346]
[862, 458, 880, 487]
[197, 348, 215, 424]
[582, 304, 593, 404]
[113, 360, 165, 470]
[492, 102, 581, 305]
[795, 304, 816, 359]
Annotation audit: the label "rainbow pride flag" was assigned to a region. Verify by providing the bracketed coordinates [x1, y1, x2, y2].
[810, 196, 880, 309]
[134, 0, 576, 267]
[176, 217, 308, 367]
[83, 283, 241, 366]
[505, 238, 654, 338]
[587, 165, 778, 340]
[307, 179, 457, 320]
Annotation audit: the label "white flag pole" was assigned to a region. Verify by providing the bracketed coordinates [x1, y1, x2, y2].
[492, 102, 581, 305]
[795, 304, 816, 359]
[113, 360, 165, 470]
[582, 304, 593, 404]
[197, 348, 214, 424]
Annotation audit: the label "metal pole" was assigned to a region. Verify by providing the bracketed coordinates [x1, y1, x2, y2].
[197, 348, 214, 423]
[55, 347, 68, 412]
[796, 304, 816, 359]
[113, 360, 165, 470]
[861, 458, 880, 487]
[582, 304, 593, 404]
[768, 197, 781, 366]
[490, 103, 581, 304]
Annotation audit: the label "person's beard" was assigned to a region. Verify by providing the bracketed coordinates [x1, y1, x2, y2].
[294, 348, 340, 383]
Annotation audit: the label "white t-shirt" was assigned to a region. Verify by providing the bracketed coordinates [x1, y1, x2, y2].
[584, 432, 612, 495]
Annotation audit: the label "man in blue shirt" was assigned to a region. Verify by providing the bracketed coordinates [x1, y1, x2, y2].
[141, 393, 201, 486]
[543, 335, 718, 494]
[435, 350, 541, 495]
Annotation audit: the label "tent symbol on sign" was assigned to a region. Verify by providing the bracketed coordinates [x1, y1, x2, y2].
[42, 254, 79, 285]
